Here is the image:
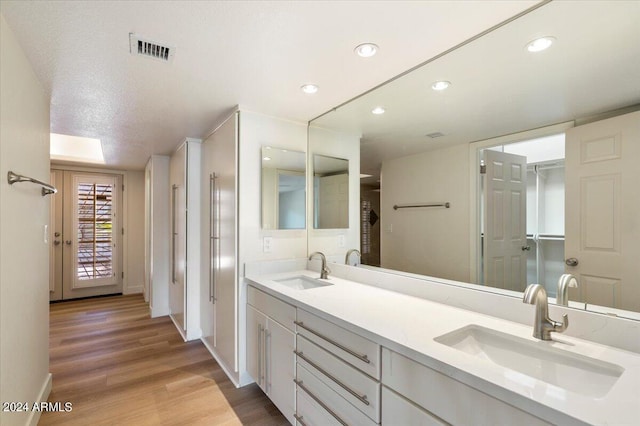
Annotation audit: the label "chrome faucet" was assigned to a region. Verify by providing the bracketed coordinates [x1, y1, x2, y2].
[556, 274, 578, 306]
[345, 249, 361, 265]
[523, 284, 569, 340]
[309, 252, 330, 279]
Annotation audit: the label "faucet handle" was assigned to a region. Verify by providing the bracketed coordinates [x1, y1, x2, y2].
[553, 314, 569, 333]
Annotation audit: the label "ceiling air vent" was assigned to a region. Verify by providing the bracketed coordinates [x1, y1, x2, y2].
[129, 33, 175, 63]
[426, 132, 445, 138]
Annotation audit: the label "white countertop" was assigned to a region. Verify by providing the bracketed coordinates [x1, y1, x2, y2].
[246, 270, 640, 426]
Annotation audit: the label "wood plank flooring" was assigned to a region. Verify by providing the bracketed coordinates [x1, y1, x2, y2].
[41, 294, 288, 426]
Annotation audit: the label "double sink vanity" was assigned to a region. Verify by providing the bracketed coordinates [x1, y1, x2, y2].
[245, 260, 640, 426]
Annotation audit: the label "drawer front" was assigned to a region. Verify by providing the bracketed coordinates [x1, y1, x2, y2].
[248, 286, 296, 331]
[296, 309, 380, 379]
[297, 335, 380, 422]
[295, 386, 342, 426]
[382, 386, 447, 426]
[381, 348, 550, 426]
[296, 363, 377, 426]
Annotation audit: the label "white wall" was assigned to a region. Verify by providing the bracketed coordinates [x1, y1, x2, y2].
[0, 14, 52, 426]
[381, 143, 470, 283]
[239, 111, 308, 262]
[307, 125, 361, 260]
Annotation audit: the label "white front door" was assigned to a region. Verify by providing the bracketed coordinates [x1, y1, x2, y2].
[565, 111, 640, 311]
[483, 150, 527, 291]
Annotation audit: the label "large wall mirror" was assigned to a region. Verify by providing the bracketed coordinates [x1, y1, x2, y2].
[309, 1, 640, 317]
[261, 147, 306, 230]
[313, 154, 349, 229]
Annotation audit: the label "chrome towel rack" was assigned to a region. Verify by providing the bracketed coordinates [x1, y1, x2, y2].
[7, 171, 57, 196]
[393, 202, 450, 210]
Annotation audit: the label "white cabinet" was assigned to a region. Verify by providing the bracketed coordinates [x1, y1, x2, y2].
[381, 347, 550, 426]
[168, 138, 201, 341]
[200, 113, 238, 373]
[294, 308, 381, 426]
[144, 155, 171, 317]
[381, 386, 445, 426]
[247, 287, 296, 423]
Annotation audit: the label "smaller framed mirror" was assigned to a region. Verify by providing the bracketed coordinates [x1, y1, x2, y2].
[313, 154, 349, 229]
[261, 147, 306, 230]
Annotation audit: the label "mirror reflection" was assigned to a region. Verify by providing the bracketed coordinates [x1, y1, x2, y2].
[313, 154, 349, 229]
[261, 147, 306, 230]
[309, 1, 640, 316]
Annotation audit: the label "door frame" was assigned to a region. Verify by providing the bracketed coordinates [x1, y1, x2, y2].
[51, 164, 137, 296]
[468, 121, 574, 285]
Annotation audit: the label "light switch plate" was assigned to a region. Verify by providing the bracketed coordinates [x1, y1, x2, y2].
[338, 234, 345, 248]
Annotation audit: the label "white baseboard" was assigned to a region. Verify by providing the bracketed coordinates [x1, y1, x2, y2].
[123, 285, 143, 295]
[26, 373, 52, 426]
[201, 338, 241, 388]
[150, 304, 171, 318]
[169, 314, 188, 342]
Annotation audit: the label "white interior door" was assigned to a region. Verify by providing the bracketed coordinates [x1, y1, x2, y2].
[483, 150, 527, 291]
[565, 111, 640, 311]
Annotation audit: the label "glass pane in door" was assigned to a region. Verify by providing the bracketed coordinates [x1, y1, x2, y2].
[77, 182, 114, 280]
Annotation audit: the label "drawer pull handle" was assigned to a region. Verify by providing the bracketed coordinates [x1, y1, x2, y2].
[294, 320, 371, 364]
[294, 350, 370, 406]
[294, 379, 349, 426]
[293, 414, 308, 426]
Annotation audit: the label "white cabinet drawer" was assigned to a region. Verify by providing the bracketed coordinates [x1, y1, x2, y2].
[297, 335, 380, 422]
[295, 385, 342, 426]
[296, 309, 380, 379]
[248, 285, 296, 332]
[381, 348, 550, 426]
[296, 363, 377, 426]
[381, 386, 446, 426]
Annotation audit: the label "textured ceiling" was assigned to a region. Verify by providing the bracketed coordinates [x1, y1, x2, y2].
[0, 1, 537, 169]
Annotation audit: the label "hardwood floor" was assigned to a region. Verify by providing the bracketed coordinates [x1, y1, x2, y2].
[41, 294, 288, 426]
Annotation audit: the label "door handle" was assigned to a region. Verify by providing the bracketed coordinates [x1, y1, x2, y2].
[53, 240, 61, 246]
[54, 232, 61, 237]
[521, 245, 531, 251]
[65, 240, 72, 246]
[565, 258, 579, 267]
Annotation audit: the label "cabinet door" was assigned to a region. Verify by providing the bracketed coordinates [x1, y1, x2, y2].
[267, 318, 296, 424]
[246, 305, 267, 391]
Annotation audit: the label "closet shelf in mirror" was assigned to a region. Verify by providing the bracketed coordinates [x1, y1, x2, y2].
[526, 234, 564, 241]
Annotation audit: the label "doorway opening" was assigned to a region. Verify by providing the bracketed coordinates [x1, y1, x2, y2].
[478, 133, 566, 297]
[50, 170, 123, 301]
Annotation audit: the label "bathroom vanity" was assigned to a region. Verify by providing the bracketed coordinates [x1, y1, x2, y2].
[245, 268, 640, 426]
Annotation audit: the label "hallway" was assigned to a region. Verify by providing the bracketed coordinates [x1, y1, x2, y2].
[41, 295, 287, 425]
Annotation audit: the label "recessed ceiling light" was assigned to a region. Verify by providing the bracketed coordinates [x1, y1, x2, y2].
[431, 81, 451, 91]
[355, 43, 379, 58]
[372, 106, 385, 115]
[301, 84, 319, 94]
[263, 156, 271, 161]
[526, 36, 555, 52]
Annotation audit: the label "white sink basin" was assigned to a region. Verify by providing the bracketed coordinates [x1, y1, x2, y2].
[435, 325, 624, 397]
[274, 275, 333, 290]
